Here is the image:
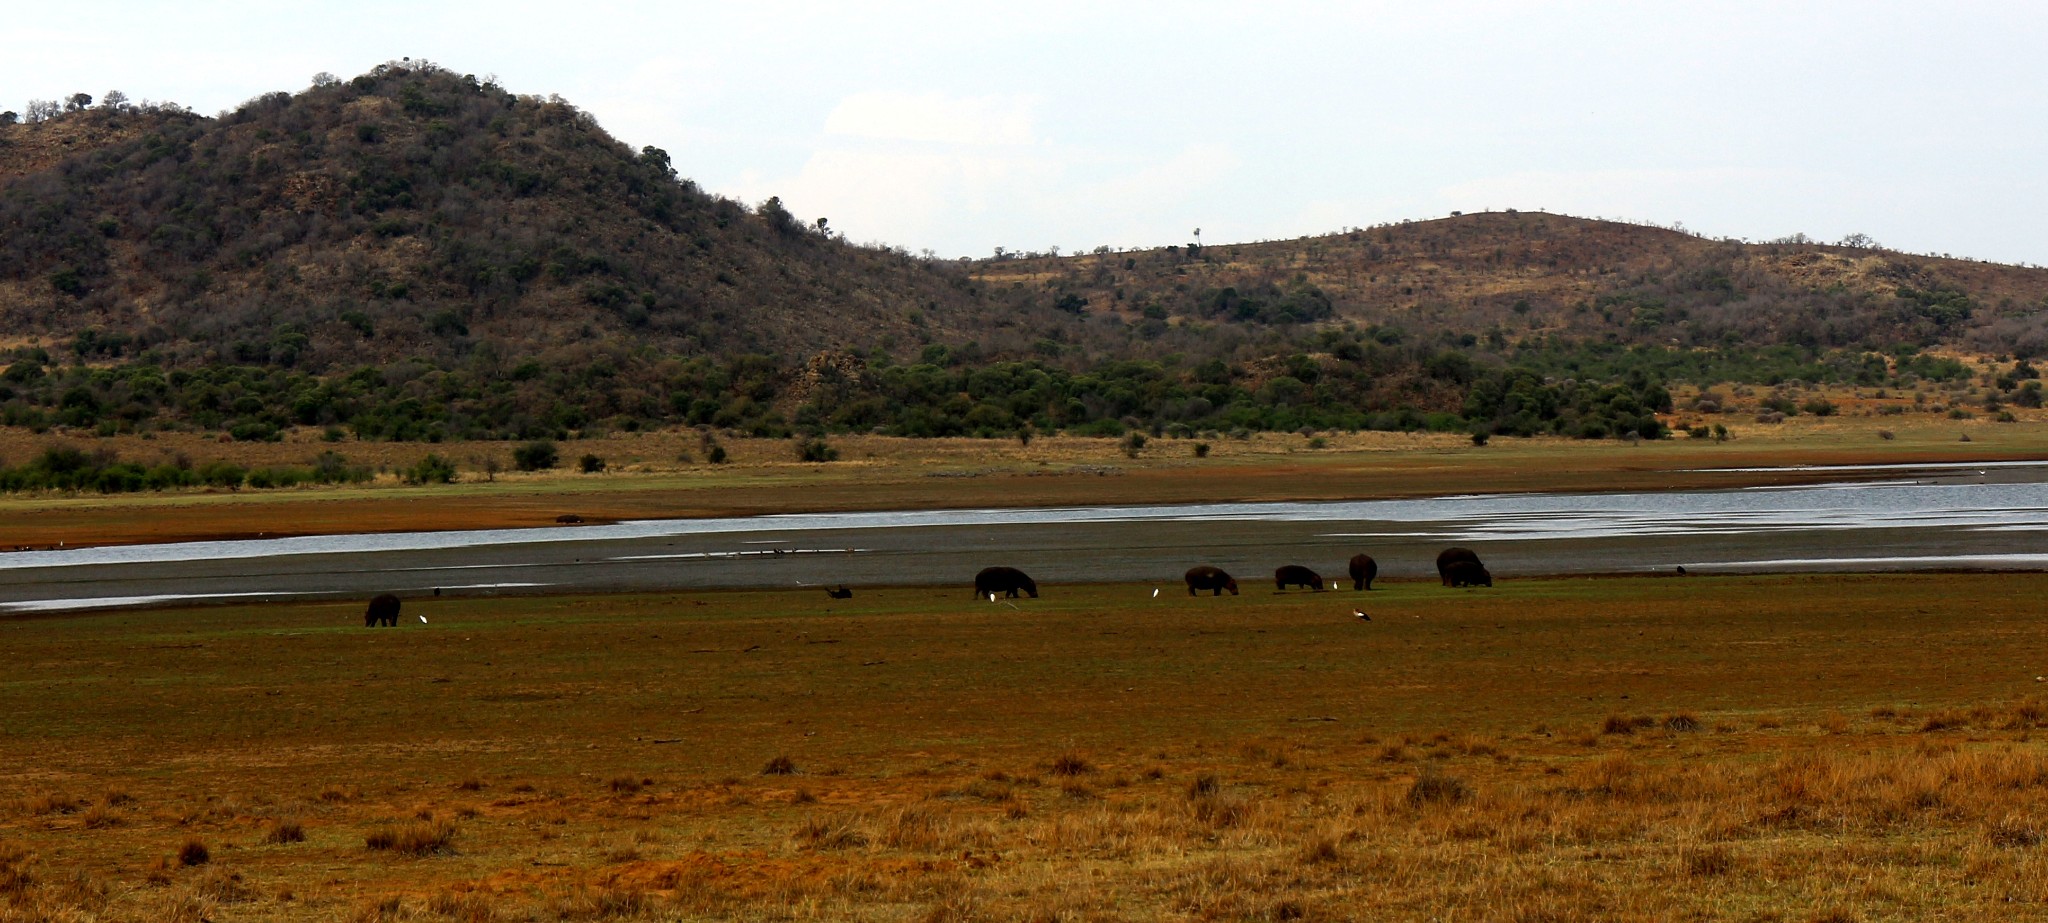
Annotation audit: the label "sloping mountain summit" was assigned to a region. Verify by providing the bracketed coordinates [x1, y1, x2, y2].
[2, 61, 2046, 444]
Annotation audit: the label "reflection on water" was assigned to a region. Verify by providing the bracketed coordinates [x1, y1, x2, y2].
[1, 460, 2044, 611]
[5, 479, 2048, 572]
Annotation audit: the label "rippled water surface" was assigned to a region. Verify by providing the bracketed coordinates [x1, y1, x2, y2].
[5, 462, 2045, 611]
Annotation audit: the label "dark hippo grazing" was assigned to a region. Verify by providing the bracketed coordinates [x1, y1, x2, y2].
[825, 586, 853, 600]
[1274, 565, 1326, 592]
[974, 566, 1038, 599]
[1436, 547, 1483, 586]
[364, 593, 401, 627]
[1444, 560, 1493, 588]
[1183, 565, 1239, 596]
[1348, 553, 1378, 591]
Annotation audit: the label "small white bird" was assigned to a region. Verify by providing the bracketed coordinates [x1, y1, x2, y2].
[1353, 610, 1370, 621]
[1151, 588, 1160, 598]
[419, 615, 428, 624]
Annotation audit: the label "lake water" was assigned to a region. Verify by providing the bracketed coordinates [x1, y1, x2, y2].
[3, 461, 2044, 611]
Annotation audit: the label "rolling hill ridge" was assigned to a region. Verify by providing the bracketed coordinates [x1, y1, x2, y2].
[1, 62, 2045, 449]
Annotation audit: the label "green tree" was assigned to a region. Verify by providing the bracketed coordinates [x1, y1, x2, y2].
[512, 440, 559, 471]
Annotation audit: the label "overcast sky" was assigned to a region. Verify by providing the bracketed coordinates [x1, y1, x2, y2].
[8, 2, 2045, 263]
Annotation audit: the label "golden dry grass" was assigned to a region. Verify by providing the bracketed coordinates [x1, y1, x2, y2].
[2, 574, 2048, 919]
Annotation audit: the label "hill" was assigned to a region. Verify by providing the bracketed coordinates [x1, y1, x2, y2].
[978, 211, 2048, 357]
[0, 63, 1081, 370]
[1, 63, 2046, 448]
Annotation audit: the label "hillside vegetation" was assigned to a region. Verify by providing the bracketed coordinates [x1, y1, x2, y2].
[3, 62, 2047, 449]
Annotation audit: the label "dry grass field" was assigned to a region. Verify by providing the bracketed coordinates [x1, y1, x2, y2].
[2, 406, 2046, 550]
[5, 574, 2048, 921]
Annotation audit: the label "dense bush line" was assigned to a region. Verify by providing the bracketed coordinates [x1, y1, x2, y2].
[0, 339, 2009, 449]
[0, 446, 371, 494]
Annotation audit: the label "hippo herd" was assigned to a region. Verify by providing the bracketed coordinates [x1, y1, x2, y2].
[1171, 548, 1487, 596]
[968, 547, 1491, 603]
[364, 548, 1493, 625]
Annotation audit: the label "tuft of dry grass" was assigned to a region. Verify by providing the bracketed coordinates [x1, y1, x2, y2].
[176, 838, 209, 867]
[793, 815, 868, 850]
[265, 818, 306, 845]
[761, 755, 798, 776]
[1048, 752, 1093, 776]
[364, 820, 456, 856]
[14, 791, 79, 817]
[1405, 770, 1471, 807]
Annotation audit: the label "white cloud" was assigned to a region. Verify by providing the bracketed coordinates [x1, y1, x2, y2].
[823, 92, 1038, 146]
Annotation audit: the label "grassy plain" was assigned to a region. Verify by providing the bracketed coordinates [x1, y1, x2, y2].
[5, 574, 2048, 921]
[2, 408, 2046, 550]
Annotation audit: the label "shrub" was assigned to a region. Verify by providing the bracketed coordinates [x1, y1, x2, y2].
[177, 838, 210, 866]
[578, 453, 605, 473]
[1120, 432, 1146, 459]
[1193, 442, 1211, 458]
[512, 440, 559, 471]
[762, 756, 798, 776]
[403, 453, 456, 485]
[795, 439, 837, 462]
[706, 445, 728, 464]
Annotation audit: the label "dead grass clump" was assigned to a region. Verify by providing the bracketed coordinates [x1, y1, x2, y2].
[103, 789, 135, 807]
[1869, 705, 1899, 719]
[607, 776, 643, 794]
[1187, 774, 1220, 798]
[177, 838, 210, 866]
[550, 884, 651, 920]
[1989, 815, 2043, 848]
[454, 778, 487, 792]
[880, 806, 954, 850]
[1049, 752, 1093, 776]
[0, 842, 33, 895]
[1819, 712, 1851, 734]
[264, 818, 306, 844]
[762, 755, 799, 776]
[15, 791, 79, 817]
[1663, 712, 1703, 733]
[364, 819, 456, 856]
[352, 895, 404, 922]
[154, 889, 217, 923]
[1298, 837, 1341, 865]
[1190, 793, 1251, 829]
[1685, 845, 1736, 877]
[794, 814, 868, 850]
[428, 888, 500, 922]
[318, 785, 358, 803]
[79, 803, 120, 829]
[1921, 710, 1968, 732]
[1600, 715, 1655, 735]
[1406, 770, 1471, 807]
[1060, 782, 1097, 801]
[192, 867, 252, 903]
[1272, 898, 1307, 920]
